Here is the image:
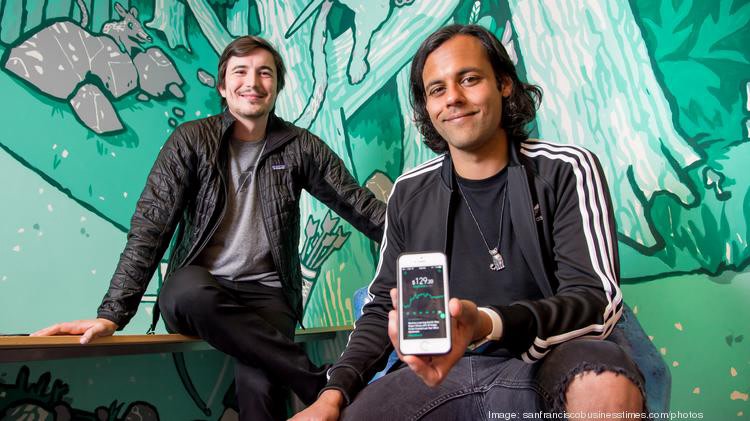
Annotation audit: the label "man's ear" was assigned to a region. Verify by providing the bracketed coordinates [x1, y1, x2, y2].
[500, 76, 513, 98]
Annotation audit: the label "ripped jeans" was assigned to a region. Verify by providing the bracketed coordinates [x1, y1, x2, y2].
[341, 329, 645, 420]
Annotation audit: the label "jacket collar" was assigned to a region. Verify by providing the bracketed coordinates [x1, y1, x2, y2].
[218, 109, 297, 157]
[438, 138, 524, 189]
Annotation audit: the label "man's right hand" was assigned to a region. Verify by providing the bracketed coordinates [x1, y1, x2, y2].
[288, 389, 343, 421]
[31, 318, 118, 344]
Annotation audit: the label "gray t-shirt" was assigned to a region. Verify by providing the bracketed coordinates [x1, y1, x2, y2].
[194, 137, 281, 287]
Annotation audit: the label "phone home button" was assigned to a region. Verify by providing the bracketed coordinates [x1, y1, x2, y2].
[420, 341, 431, 352]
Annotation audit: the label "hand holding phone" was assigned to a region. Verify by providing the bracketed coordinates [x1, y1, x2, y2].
[389, 288, 489, 387]
[389, 252, 492, 386]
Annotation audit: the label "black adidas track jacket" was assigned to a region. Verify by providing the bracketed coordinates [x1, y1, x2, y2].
[325, 139, 623, 403]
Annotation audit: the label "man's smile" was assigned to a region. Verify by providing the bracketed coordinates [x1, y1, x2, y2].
[238, 90, 266, 101]
[443, 110, 479, 123]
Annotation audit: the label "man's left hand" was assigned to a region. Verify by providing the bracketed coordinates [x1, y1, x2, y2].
[387, 288, 490, 387]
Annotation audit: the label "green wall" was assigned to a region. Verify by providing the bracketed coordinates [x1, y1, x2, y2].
[0, 0, 748, 419]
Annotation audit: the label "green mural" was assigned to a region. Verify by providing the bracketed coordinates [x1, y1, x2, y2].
[1, 0, 748, 419]
[0, 352, 236, 420]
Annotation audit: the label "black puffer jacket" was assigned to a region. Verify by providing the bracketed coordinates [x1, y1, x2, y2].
[97, 111, 385, 328]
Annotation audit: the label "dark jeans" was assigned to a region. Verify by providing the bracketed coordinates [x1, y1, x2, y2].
[159, 266, 327, 421]
[342, 329, 645, 420]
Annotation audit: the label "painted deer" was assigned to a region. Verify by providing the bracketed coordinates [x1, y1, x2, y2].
[103, 2, 152, 56]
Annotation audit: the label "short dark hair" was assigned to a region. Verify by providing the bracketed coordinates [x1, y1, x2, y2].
[409, 24, 542, 153]
[217, 36, 286, 108]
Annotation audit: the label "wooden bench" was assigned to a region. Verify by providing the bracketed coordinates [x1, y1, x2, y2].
[0, 325, 352, 363]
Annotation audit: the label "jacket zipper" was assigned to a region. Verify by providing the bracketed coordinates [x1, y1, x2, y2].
[443, 185, 452, 254]
[253, 144, 280, 277]
[513, 164, 554, 298]
[258, 169, 281, 281]
[184, 158, 229, 267]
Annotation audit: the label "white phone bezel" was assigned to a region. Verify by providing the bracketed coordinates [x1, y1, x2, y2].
[397, 252, 451, 355]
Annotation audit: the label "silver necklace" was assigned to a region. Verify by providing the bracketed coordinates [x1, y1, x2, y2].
[456, 178, 508, 271]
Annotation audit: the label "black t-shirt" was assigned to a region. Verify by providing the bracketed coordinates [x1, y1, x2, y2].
[450, 168, 543, 308]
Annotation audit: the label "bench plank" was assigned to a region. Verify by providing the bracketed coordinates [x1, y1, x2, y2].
[0, 334, 212, 362]
[0, 325, 353, 363]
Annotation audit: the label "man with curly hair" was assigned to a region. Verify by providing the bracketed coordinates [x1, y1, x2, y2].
[293, 24, 644, 420]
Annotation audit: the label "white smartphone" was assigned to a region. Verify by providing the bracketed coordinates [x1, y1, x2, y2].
[397, 252, 451, 355]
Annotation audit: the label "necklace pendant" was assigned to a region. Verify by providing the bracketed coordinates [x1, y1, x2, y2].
[489, 248, 505, 271]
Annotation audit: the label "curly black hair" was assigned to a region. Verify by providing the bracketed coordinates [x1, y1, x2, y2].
[409, 24, 542, 153]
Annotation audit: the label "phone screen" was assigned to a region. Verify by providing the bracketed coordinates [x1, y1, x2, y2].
[400, 265, 447, 339]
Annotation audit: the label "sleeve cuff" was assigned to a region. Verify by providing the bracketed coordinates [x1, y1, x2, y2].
[322, 365, 363, 405]
[490, 304, 537, 355]
[96, 312, 125, 331]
